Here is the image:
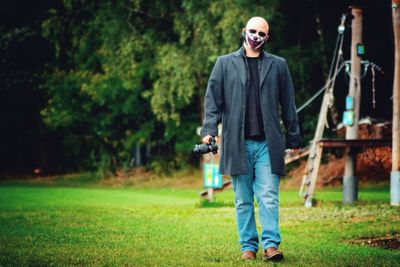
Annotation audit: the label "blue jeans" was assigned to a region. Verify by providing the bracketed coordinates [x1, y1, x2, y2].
[231, 140, 281, 253]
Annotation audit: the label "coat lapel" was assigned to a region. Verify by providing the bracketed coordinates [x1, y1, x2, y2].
[232, 51, 247, 89]
[259, 51, 273, 87]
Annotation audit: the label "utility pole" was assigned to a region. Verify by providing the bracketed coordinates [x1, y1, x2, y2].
[343, 6, 362, 204]
[391, 0, 400, 206]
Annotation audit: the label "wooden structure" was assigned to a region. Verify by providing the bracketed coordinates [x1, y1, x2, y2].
[391, 0, 400, 206]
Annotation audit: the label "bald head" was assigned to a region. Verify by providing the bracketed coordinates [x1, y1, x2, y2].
[242, 16, 269, 53]
[245, 17, 269, 34]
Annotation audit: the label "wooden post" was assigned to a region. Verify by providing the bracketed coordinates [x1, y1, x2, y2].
[202, 126, 222, 202]
[304, 144, 324, 208]
[204, 151, 217, 202]
[391, 0, 400, 206]
[207, 188, 214, 202]
[343, 6, 362, 205]
[301, 89, 333, 206]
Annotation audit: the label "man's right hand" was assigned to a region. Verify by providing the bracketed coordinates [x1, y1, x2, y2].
[202, 135, 219, 144]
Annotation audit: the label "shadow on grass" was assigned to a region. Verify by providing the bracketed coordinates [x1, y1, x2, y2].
[196, 199, 234, 208]
[313, 199, 390, 208]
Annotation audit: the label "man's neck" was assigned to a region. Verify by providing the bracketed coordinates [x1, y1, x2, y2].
[243, 43, 261, 58]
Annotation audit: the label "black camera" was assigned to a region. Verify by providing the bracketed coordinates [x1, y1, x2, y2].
[193, 136, 218, 155]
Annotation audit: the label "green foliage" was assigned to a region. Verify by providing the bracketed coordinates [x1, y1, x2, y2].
[39, 0, 331, 173]
[150, 45, 197, 123]
[41, 1, 159, 173]
[151, 0, 281, 124]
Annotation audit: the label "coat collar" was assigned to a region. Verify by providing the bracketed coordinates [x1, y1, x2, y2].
[232, 47, 273, 88]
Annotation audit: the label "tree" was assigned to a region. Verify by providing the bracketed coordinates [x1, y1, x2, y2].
[38, 0, 351, 175]
[41, 1, 176, 172]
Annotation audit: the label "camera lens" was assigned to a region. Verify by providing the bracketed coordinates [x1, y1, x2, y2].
[193, 144, 211, 155]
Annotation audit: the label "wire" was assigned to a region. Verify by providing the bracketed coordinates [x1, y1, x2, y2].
[371, 66, 376, 109]
[327, 13, 346, 80]
[327, 29, 342, 80]
[326, 33, 345, 92]
[296, 12, 392, 115]
[297, 36, 346, 113]
[296, 62, 346, 113]
[297, 14, 347, 114]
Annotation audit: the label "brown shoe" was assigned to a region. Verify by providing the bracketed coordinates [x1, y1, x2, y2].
[241, 250, 256, 260]
[263, 247, 284, 262]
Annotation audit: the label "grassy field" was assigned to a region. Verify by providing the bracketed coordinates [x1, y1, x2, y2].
[0, 177, 399, 266]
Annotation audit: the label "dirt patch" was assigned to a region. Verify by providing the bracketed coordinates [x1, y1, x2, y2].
[285, 156, 345, 188]
[351, 234, 400, 250]
[285, 146, 396, 188]
[284, 119, 397, 188]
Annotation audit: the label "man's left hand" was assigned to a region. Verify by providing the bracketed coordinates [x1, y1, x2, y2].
[289, 148, 300, 155]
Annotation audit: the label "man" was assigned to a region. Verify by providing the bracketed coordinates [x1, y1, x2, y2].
[200, 17, 302, 261]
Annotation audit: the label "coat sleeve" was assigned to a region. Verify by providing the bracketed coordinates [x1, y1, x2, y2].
[200, 57, 224, 138]
[279, 59, 303, 149]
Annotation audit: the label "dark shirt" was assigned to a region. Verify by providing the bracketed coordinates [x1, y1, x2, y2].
[245, 56, 265, 140]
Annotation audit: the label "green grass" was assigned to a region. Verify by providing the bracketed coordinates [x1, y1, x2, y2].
[0, 181, 399, 266]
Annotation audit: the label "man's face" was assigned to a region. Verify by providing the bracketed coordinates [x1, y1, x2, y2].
[243, 17, 269, 50]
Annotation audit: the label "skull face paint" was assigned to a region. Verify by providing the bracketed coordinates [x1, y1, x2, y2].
[243, 30, 265, 50]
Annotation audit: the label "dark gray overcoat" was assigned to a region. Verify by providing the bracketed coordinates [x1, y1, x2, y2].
[201, 47, 302, 176]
